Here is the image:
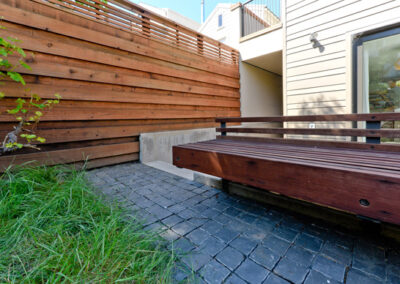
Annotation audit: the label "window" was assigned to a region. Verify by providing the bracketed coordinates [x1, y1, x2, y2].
[354, 26, 400, 141]
[218, 14, 223, 27]
[355, 27, 400, 114]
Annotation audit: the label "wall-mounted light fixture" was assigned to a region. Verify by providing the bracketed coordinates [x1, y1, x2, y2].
[310, 32, 324, 52]
[310, 32, 318, 47]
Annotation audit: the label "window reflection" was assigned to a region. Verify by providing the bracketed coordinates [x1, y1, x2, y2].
[363, 33, 400, 141]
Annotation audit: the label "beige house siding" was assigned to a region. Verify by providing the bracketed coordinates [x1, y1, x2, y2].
[283, 0, 400, 117]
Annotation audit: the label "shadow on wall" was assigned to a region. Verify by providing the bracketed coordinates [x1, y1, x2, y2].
[287, 94, 348, 141]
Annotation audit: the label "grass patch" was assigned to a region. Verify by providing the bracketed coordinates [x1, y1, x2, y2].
[0, 165, 175, 283]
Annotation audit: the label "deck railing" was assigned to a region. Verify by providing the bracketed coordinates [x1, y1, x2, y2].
[34, 0, 239, 65]
[241, 0, 281, 37]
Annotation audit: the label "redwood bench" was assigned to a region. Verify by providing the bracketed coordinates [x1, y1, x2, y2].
[173, 113, 400, 225]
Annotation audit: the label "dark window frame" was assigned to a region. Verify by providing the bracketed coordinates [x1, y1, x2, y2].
[352, 25, 400, 113]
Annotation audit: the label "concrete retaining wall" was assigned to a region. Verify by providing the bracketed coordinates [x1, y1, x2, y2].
[140, 128, 216, 164]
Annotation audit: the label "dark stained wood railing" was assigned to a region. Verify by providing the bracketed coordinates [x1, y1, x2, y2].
[216, 113, 400, 152]
[33, 0, 239, 65]
[174, 112, 400, 225]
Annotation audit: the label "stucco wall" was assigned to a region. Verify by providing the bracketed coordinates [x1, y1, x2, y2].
[240, 62, 283, 117]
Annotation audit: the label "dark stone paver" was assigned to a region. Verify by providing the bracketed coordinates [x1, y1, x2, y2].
[296, 233, 324, 252]
[89, 162, 400, 284]
[171, 221, 197, 236]
[225, 273, 247, 284]
[263, 235, 291, 255]
[214, 227, 239, 244]
[182, 251, 211, 271]
[346, 269, 382, 284]
[173, 237, 196, 254]
[249, 245, 280, 270]
[304, 270, 340, 284]
[285, 245, 315, 267]
[230, 235, 258, 256]
[312, 255, 346, 282]
[187, 228, 210, 246]
[263, 273, 291, 284]
[215, 246, 245, 271]
[274, 257, 309, 284]
[236, 259, 269, 283]
[196, 236, 226, 257]
[199, 260, 230, 284]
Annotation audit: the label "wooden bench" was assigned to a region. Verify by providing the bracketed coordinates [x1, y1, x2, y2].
[173, 113, 400, 225]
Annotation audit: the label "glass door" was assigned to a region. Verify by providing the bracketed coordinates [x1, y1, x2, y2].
[356, 28, 400, 142]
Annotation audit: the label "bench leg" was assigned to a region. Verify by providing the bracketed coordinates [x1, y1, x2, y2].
[221, 179, 230, 193]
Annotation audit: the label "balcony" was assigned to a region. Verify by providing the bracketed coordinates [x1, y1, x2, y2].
[240, 0, 281, 38]
[239, 0, 283, 75]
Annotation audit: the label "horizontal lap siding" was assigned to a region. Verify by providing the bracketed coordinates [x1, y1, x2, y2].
[284, 0, 400, 116]
[0, 0, 240, 170]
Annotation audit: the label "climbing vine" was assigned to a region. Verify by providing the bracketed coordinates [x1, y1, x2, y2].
[0, 23, 60, 155]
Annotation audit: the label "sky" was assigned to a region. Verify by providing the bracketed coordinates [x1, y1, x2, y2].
[129, 0, 235, 23]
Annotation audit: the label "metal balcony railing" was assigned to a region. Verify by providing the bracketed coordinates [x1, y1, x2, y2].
[241, 0, 281, 37]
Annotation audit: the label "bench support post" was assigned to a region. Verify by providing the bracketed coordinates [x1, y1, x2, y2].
[366, 121, 381, 144]
[221, 121, 227, 136]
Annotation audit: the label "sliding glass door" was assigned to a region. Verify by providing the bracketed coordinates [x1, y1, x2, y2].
[355, 27, 400, 141]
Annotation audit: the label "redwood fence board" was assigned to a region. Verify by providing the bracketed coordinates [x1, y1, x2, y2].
[0, 0, 240, 170]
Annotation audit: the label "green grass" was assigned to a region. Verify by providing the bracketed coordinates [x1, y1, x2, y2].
[0, 165, 175, 283]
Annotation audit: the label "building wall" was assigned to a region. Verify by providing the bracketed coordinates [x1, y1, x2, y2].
[284, 0, 400, 116]
[199, 4, 241, 48]
[240, 62, 282, 117]
[0, 0, 240, 170]
[138, 3, 201, 31]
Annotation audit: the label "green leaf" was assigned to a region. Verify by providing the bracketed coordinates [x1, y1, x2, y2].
[7, 71, 25, 85]
[0, 48, 8, 56]
[0, 92, 4, 99]
[7, 108, 19, 114]
[19, 60, 31, 70]
[36, 137, 46, 143]
[16, 47, 26, 57]
[30, 103, 46, 109]
[0, 59, 11, 68]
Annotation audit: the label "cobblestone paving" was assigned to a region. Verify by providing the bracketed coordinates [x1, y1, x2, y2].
[88, 162, 400, 284]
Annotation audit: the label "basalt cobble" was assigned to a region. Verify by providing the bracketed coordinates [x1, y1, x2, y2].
[88, 162, 400, 284]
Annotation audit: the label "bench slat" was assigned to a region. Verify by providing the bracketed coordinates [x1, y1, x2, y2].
[217, 135, 400, 152]
[183, 141, 400, 172]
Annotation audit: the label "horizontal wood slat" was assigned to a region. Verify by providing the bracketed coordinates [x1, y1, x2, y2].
[0, 1, 239, 78]
[217, 135, 400, 153]
[0, 142, 139, 170]
[217, 127, 400, 138]
[0, 22, 239, 88]
[0, 0, 240, 170]
[216, 113, 400, 123]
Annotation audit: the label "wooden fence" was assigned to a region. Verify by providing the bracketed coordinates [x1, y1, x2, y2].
[0, 0, 240, 170]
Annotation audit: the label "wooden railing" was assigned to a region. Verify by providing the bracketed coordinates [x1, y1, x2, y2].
[34, 0, 239, 65]
[216, 113, 400, 151]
